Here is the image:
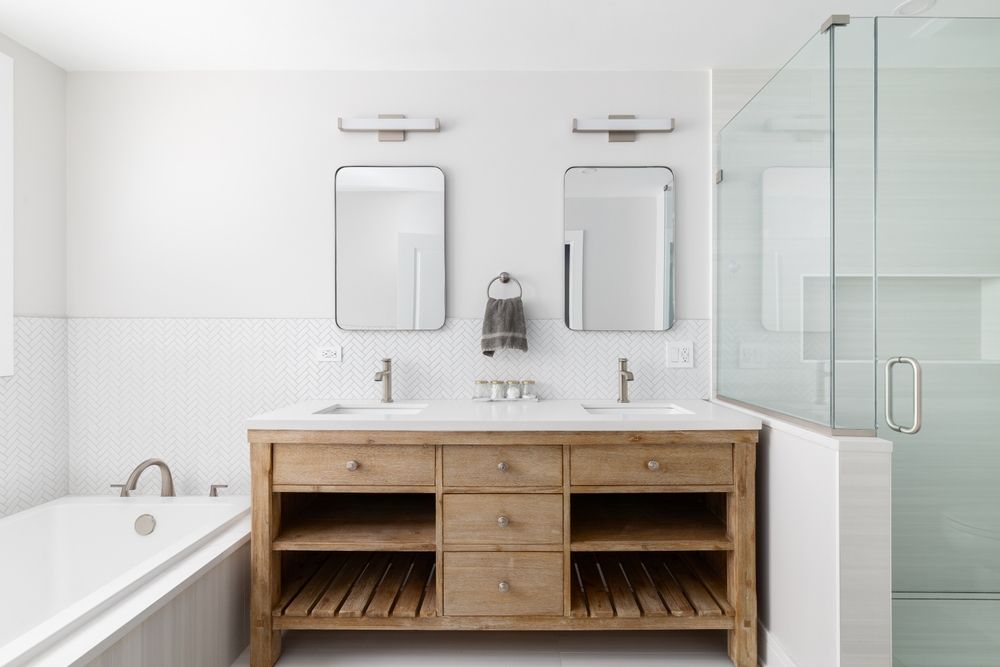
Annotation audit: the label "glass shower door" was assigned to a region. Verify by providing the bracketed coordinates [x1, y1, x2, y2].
[876, 17, 1000, 665]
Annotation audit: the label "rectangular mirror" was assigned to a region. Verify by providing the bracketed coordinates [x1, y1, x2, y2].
[336, 166, 445, 330]
[564, 166, 675, 331]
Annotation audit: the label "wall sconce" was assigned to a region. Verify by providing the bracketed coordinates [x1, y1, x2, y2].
[337, 114, 441, 142]
[571, 115, 675, 142]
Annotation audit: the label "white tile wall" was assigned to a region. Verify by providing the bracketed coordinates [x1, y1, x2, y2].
[0, 317, 68, 517]
[67, 318, 710, 496]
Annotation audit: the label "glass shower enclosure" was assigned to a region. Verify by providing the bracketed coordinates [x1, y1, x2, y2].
[716, 16, 1000, 665]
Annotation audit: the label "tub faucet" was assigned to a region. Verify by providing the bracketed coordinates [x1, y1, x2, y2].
[618, 358, 635, 403]
[374, 358, 393, 403]
[118, 459, 175, 497]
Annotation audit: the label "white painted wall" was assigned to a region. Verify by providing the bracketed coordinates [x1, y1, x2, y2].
[0, 52, 12, 377]
[66, 71, 710, 320]
[0, 32, 66, 318]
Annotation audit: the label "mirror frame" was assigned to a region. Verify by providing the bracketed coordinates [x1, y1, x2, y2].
[563, 165, 676, 332]
[334, 165, 447, 331]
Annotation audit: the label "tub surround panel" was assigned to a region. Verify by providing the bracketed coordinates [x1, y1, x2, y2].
[0, 317, 67, 518]
[68, 317, 709, 497]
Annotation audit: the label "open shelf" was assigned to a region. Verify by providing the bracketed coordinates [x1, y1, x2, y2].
[274, 494, 436, 551]
[275, 552, 437, 620]
[571, 494, 731, 552]
[571, 552, 732, 620]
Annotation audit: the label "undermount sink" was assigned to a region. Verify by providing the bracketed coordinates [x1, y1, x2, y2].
[581, 402, 693, 417]
[314, 403, 427, 416]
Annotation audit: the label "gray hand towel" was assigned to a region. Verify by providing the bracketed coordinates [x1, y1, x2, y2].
[481, 296, 528, 357]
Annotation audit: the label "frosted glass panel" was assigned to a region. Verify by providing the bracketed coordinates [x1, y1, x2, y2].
[716, 31, 832, 426]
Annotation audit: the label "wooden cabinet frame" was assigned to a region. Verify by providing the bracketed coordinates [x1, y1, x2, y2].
[248, 429, 758, 667]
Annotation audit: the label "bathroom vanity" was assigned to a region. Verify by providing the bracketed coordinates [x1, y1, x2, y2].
[247, 400, 760, 667]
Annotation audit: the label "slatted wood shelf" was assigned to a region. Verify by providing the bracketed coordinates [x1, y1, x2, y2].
[273, 494, 436, 551]
[275, 552, 437, 620]
[570, 494, 731, 551]
[570, 553, 733, 619]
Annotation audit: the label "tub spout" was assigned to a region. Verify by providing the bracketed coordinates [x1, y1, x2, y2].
[120, 459, 175, 497]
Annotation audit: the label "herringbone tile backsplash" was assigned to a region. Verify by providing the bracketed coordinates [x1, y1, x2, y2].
[0, 318, 68, 518]
[6, 317, 710, 506]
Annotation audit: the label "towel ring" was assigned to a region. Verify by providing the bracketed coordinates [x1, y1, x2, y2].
[487, 272, 523, 299]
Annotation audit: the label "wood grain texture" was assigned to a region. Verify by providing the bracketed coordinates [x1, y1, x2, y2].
[443, 445, 562, 488]
[443, 493, 563, 546]
[571, 442, 733, 486]
[273, 494, 435, 552]
[570, 494, 731, 551]
[272, 443, 435, 486]
[250, 428, 756, 664]
[443, 552, 563, 617]
[250, 441, 280, 667]
[727, 441, 757, 666]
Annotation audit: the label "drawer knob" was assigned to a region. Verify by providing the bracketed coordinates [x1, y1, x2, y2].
[647, 460, 660, 471]
[345, 460, 360, 472]
[497, 515, 510, 528]
[498, 580, 510, 593]
[497, 461, 510, 473]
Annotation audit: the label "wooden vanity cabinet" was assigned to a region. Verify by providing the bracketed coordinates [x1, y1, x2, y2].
[248, 430, 758, 667]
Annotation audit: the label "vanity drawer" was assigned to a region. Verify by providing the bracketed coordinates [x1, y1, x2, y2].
[570, 442, 733, 486]
[443, 552, 563, 616]
[271, 443, 435, 486]
[443, 494, 563, 546]
[442, 445, 562, 488]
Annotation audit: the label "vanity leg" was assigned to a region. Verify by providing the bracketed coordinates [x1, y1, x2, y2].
[727, 441, 757, 667]
[251, 441, 282, 667]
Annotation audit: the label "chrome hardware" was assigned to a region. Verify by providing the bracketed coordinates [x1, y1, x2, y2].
[498, 580, 510, 593]
[119, 459, 175, 497]
[497, 515, 510, 529]
[647, 460, 660, 471]
[373, 358, 393, 403]
[618, 358, 634, 403]
[497, 461, 510, 473]
[885, 356, 923, 434]
[346, 460, 360, 471]
[209, 484, 228, 497]
[134, 514, 156, 536]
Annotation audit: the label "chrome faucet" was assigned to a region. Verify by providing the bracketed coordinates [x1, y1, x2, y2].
[618, 358, 635, 403]
[117, 458, 175, 497]
[374, 358, 393, 403]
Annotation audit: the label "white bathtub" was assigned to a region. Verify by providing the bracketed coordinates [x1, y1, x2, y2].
[0, 496, 250, 666]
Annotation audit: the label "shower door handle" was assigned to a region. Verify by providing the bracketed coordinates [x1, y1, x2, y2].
[885, 356, 923, 434]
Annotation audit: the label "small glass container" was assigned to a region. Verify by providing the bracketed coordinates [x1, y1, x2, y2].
[505, 380, 522, 400]
[490, 380, 505, 401]
[473, 380, 490, 399]
[521, 380, 537, 399]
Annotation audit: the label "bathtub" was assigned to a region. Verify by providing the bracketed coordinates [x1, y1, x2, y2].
[0, 495, 250, 667]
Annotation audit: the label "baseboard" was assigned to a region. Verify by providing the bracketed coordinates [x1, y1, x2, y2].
[758, 622, 797, 667]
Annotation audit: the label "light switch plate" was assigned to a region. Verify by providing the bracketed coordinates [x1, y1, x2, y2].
[315, 345, 343, 363]
[666, 340, 694, 368]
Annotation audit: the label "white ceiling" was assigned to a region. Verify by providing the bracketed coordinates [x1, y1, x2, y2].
[0, 0, 998, 72]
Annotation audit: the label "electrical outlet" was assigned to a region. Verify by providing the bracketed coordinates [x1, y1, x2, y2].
[666, 340, 694, 368]
[315, 345, 342, 363]
[739, 342, 766, 369]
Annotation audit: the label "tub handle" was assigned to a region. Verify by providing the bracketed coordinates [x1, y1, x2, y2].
[209, 484, 228, 497]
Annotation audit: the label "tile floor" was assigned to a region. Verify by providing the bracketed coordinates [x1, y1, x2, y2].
[232, 631, 735, 666]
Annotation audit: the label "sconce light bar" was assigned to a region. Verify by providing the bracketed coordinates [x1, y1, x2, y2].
[572, 115, 675, 142]
[337, 114, 441, 142]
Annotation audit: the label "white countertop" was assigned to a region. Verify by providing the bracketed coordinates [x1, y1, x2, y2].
[246, 399, 762, 432]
